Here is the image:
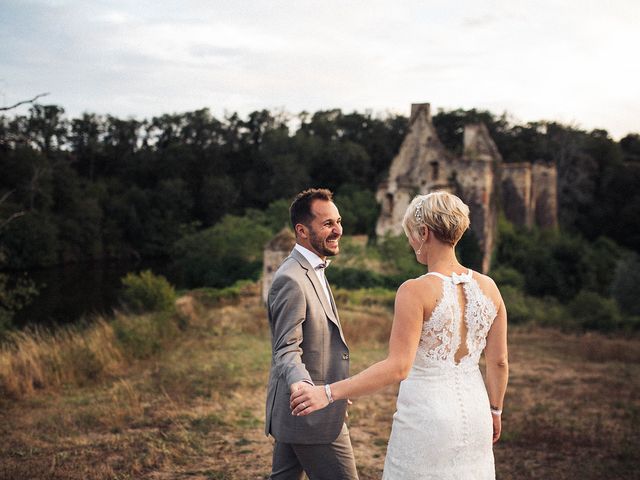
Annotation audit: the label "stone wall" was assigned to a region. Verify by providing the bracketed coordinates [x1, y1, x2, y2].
[531, 162, 558, 228]
[262, 228, 296, 304]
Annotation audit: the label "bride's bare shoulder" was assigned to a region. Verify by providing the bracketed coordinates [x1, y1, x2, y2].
[471, 270, 502, 304]
[397, 275, 442, 306]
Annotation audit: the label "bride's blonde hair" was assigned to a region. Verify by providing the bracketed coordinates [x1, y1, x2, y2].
[402, 191, 470, 246]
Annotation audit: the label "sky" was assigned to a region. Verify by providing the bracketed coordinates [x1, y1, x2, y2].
[1, 0, 639, 139]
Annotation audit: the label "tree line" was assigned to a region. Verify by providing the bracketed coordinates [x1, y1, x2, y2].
[0, 103, 638, 272]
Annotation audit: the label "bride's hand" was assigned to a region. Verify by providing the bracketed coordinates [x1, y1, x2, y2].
[492, 414, 502, 443]
[290, 384, 329, 416]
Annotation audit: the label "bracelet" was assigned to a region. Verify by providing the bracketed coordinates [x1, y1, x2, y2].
[490, 408, 502, 416]
[324, 384, 334, 403]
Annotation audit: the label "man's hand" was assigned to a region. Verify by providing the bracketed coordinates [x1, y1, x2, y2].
[290, 381, 307, 395]
[290, 384, 329, 416]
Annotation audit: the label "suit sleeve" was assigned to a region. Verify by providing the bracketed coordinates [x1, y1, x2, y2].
[268, 273, 313, 388]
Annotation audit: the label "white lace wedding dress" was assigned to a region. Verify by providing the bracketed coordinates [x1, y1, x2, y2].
[382, 269, 498, 480]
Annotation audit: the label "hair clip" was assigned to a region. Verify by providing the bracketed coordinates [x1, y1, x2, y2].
[414, 199, 424, 224]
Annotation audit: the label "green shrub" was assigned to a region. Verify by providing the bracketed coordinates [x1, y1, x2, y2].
[491, 266, 525, 290]
[568, 291, 621, 332]
[500, 286, 566, 327]
[375, 234, 424, 279]
[191, 280, 255, 306]
[327, 267, 385, 289]
[120, 270, 176, 313]
[493, 218, 621, 301]
[611, 252, 640, 316]
[500, 286, 531, 324]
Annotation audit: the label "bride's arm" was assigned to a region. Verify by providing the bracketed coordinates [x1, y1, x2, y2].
[484, 295, 509, 442]
[290, 279, 425, 416]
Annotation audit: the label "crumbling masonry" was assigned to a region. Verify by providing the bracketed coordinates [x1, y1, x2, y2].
[376, 103, 557, 273]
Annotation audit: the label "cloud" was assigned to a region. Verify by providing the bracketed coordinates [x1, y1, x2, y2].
[0, 0, 638, 138]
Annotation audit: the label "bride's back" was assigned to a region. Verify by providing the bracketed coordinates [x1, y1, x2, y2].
[413, 268, 499, 370]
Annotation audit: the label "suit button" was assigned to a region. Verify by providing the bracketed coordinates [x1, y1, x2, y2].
[342, 353, 349, 360]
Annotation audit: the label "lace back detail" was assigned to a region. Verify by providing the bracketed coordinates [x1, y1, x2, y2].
[417, 270, 497, 368]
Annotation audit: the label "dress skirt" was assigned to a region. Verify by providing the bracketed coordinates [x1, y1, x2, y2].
[382, 363, 495, 480]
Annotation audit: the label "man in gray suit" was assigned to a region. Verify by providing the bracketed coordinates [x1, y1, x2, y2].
[265, 188, 358, 479]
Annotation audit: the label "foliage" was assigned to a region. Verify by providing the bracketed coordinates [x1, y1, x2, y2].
[327, 267, 387, 290]
[172, 215, 271, 288]
[490, 266, 525, 290]
[246, 198, 291, 233]
[1, 104, 638, 269]
[190, 280, 257, 306]
[456, 229, 483, 271]
[568, 291, 622, 332]
[120, 270, 176, 314]
[493, 218, 622, 301]
[499, 286, 566, 327]
[375, 234, 425, 279]
[611, 252, 640, 316]
[0, 271, 38, 337]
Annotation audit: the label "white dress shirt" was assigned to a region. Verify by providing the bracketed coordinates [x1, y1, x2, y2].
[294, 243, 332, 305]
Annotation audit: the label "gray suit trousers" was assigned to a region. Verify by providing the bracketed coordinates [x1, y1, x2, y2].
[270, 423, 358, 480]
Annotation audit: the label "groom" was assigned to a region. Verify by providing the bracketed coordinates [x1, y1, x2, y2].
[265, 188, 358, 479]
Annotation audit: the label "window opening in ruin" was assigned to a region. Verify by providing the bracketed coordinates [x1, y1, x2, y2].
[385, 192, 394, 214]
[430, 161, 439, 180]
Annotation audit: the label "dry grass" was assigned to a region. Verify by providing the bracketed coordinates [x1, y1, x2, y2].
[0, 319, 123, 398]
[1, 287, 639, 479]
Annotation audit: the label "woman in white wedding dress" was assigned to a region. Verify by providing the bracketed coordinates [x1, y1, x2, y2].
[290, 191, 509, 479]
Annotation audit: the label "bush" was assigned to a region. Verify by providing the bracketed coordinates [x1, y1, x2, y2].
[120, 270, 176, 313]
[190, 280, 256, 306]
[500, 286, 531, 324]
[494, 218, 622, 301]
[568, 291, 621, 332]
[611, 252, 640, 316]
[491, 266, 525, 290]
[327, 267, 385, 289]
[335, 185, 380, 236]
[375, 234, 424, 279]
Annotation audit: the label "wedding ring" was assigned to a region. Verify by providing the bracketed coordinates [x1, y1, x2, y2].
[302, 402, 307, 409]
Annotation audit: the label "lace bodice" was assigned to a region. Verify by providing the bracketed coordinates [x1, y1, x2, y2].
[415, 269, 497, 369]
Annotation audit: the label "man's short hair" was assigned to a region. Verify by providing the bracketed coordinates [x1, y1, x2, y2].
[290, 188, 334, 230]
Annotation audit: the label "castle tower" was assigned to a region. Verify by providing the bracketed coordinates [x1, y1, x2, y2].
[502, 162, 533, 227]
[376, 103, 454, 237]
[458, 124, 502, 273]
[531, 161, 558, 228]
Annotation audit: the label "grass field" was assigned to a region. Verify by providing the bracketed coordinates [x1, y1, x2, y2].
[1, 288, 639, 479]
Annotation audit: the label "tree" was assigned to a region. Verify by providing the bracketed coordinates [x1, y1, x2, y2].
[172, 215, 271, 288]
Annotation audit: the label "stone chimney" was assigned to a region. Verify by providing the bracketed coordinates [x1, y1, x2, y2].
[410, 103, 431, 124]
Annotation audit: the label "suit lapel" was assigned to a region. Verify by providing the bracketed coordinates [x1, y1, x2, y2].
[291, 249, 346, 345]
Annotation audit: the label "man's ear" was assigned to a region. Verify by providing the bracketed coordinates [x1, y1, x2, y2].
[295, 223, 308, 239]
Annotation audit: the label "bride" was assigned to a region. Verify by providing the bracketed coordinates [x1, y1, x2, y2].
[290, 191, 509, 479]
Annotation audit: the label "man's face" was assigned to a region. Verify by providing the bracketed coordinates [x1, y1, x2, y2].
[304, 200, 342, 258]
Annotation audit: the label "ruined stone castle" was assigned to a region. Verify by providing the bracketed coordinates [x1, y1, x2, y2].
[376, 103, 557, 273]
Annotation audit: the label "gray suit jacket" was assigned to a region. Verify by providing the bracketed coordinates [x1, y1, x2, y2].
[265, 248, 350, 444]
